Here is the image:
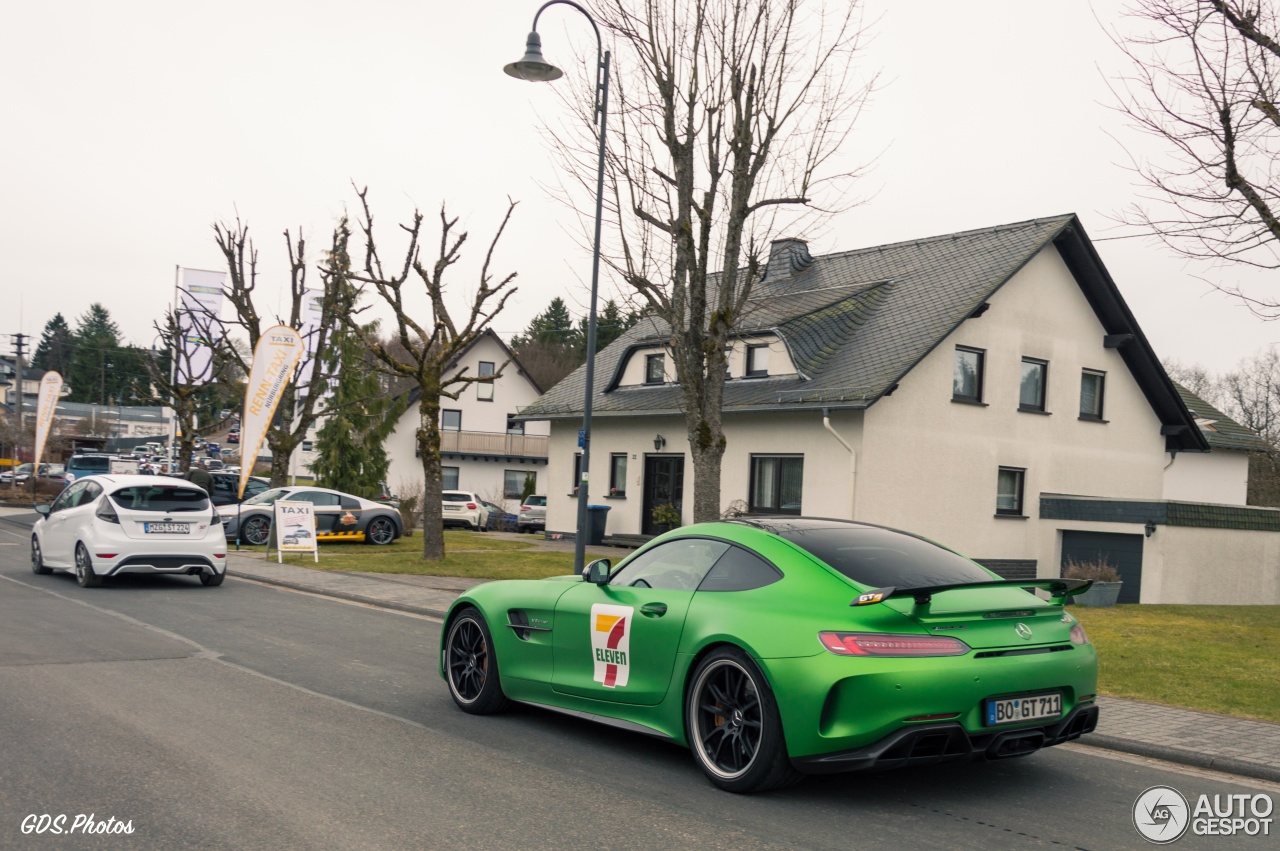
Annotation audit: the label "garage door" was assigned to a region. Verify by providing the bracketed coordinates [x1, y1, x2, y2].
[1060, 531, 1143, 604]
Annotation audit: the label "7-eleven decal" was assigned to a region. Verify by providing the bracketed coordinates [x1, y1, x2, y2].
[590, 604, 634, 688]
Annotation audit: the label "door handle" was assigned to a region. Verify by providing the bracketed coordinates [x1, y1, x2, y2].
[640, 603, 668, 618]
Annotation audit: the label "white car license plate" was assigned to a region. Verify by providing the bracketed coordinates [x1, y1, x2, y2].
[985, 692, 1061, 726]
[445, 505, 460, 511]
[145, 522, 190, 534]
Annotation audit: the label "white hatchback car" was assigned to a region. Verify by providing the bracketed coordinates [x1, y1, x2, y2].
[31, 474, 228, 587]
[441, 490, 490, 531]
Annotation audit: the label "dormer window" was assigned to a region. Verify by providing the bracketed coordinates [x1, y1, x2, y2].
[645, 354, 665, 385]
[747, 345, 769, 378]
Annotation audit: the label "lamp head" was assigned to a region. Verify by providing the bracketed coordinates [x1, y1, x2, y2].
[504, 32, 564, 82]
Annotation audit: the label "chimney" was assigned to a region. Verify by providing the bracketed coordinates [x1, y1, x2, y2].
[765, 237, 813, 281]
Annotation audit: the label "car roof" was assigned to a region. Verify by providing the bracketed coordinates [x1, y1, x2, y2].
[76, 474, 206, 488]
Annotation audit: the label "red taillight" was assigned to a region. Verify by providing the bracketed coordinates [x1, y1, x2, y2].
[818, 632, 970, 657]
[467, 502, 477, 509]
[214, 553, 226, 559]
[96, 553, 118, 559]
[520, 506, 531, 512]
[1069, 623, 1089, 646]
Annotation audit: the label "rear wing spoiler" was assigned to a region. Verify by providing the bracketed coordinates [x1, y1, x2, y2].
[852, 579, 1093, 609]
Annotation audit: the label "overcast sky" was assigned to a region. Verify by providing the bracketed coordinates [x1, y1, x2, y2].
[3, 0, 1276, 375]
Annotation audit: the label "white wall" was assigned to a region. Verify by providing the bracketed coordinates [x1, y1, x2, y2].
[1163, 449, 1250, 505]
[1143, 525, 1280, 604]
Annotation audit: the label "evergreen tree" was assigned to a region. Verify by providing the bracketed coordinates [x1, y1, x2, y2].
[67, 304, 122, 404]
[31, 313, 75, 377]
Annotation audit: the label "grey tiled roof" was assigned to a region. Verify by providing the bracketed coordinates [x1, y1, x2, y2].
[518, 214, 1207, 451]
[1174, 383, 1269, 452]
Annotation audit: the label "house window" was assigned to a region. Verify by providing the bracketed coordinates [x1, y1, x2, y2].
[609, 453, 627, 496]
[750, 455, 803, 514]
[953, 347, 985, 403]
[442, 409, 461, 431]
[302, 441, 314, 452]
[645, 353, 665, 384]
[506, 414, 524, 435]
[724, 346, 733, 379]
[747, 345, 769, 377]
[442, 466, 460, 490]
[503, 470, 525, 499]
[996, 467, 1025, 516]
[572, 453, 583, 493]
[1080, 370, 1106, 420]
[1019, 358, 1048, 412]
[477, 361, 495, 401]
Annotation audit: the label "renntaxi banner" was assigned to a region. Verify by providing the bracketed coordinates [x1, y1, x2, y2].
[33, 371, 63, 469]
[238, 325, 304, 499]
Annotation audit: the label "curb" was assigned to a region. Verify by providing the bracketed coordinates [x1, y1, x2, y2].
[1074, 734, 1280, 784]
[228, 569, 451, 620]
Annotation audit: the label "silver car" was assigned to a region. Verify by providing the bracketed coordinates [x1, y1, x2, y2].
[517, 494, 547, 533]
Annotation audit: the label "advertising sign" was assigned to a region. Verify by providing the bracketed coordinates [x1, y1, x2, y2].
[32, 371, 63, 469]
[274, 499, 318, 563]
[177, 268, 226, 385]
[238, 325, 305, 499]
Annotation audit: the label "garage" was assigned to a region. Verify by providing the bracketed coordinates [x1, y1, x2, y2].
[1060, 531, 1144, 604]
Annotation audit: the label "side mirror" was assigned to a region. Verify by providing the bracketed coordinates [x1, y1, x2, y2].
[34, 504, 51, 517]
[584, 558, 612, 585]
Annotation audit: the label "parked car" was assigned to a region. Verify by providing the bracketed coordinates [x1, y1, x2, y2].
[1, 462, 61, 485]
[31, 474, 227, 587]
[517, 494, 547, 533]
[482, 500, 518, 532]
[441, 490, 490, 531]
[204, 459, 225, 472]
[227, 430, 240, 444]
[439, 517, 1100, 793]
[64, 454, 115, 484]
[217, 485, 403, 546]
[206, 472, 270, 507]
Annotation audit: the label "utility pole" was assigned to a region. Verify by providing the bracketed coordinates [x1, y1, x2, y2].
[13, 334, 29, 454]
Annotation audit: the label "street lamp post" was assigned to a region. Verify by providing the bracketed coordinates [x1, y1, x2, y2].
[505, 0, 610, 575]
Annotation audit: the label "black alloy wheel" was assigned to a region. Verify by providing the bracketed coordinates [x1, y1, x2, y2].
[74, 544, 102, 588]
[366, 516, 396, 546]
[31, 537, 51, 575]
[240, 515, 270, 546]
[444, 607, 510, 714]
[686, 647, 801, 793]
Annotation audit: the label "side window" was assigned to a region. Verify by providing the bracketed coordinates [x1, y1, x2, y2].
[52, 482, 86, 512]
[477, 361, 495, 401]
[698, 545, 783, 592]
[645, 354, 665, 385]
[80, 481, 103, 503]
[953, 346, 985, 403]
[340, 496, 361, 510]
[609, 538, 730, 591]
[293, 491, 341, 507]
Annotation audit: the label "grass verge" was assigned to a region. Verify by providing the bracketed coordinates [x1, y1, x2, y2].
[1071, 604, 1280, 723]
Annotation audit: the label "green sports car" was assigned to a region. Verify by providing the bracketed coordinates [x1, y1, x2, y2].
[439, 518, 1099, 793]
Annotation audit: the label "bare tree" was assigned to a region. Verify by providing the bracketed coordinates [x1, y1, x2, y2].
[329, 188, 518, 561]
[547, 0, 874, 522]
[1113, 1, 1280, 312]
[212, 220, 345, 486]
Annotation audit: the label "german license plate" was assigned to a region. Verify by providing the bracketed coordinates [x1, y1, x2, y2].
[985, 692, 1061, 726]
[444, 505, 460, 511]
[145, 522, 190, 534]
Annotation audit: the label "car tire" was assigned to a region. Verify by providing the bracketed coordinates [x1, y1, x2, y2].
[444, 606, 511, 715]
[685, 646, 802, 793]
[240, 515, 270, 546]
[31, 536, 52, 575]
[200, 571, 225, 587]
[74, 544, 102, 588]
[365, 517, 396, 546]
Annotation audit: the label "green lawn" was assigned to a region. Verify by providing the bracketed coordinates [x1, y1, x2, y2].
[240, 532, 618, 580]
[1071, 604, 1280, 723]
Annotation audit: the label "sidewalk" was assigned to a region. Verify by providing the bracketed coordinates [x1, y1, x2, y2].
[225, 551, 1280, 784]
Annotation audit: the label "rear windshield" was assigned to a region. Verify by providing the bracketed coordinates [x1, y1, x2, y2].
[525, 496, 546, 507]
[110, 486, 209, 513]
[443, 493, 473, 503]
[778, 526, 993, 589]
[71, 457, 112, 472]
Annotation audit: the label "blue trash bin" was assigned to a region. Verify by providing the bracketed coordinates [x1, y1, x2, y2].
[585, 505, 611, 545]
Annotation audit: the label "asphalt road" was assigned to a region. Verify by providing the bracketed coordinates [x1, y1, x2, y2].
[0, 514, 1275, 850]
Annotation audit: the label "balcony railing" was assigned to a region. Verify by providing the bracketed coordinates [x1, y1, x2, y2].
[440, 430, 548, 459]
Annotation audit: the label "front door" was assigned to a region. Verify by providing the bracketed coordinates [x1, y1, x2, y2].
[642, 455, 685, 535]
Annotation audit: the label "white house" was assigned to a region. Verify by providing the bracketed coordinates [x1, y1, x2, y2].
[518, 214, 1280, 605]
[1163, 383, 1264, 505]
[382, 330, 550, 508]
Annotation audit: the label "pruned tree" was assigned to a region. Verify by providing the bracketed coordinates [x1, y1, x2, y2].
[1113, 0, 1280, 312]
[547, 0, 874, 522]
[328, 188, 518, 561]
[212, 219, 345, 486]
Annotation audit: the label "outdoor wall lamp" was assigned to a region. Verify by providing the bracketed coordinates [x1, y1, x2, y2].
[653, 434, 666, 451]
[1145, 520, 1157, 538]
[505, 0, 610, 576]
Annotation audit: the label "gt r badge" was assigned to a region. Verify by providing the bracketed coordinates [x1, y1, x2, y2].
[1015, 623, 1033, 641]
[590, 604, 633, 688]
